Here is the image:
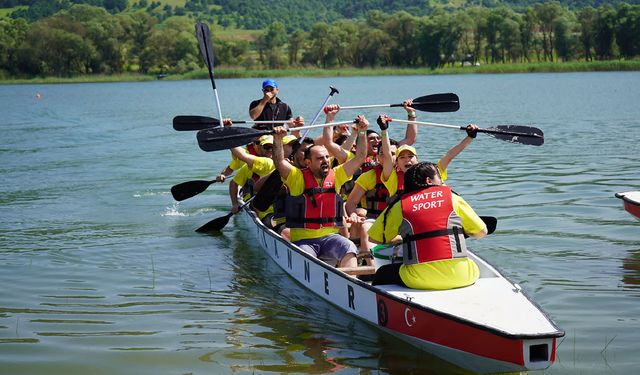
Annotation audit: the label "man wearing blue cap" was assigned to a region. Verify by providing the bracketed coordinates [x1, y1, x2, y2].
[249, 79, 303, 130]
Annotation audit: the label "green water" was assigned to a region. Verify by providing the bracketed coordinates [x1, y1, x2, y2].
[1, 72, 639, 374]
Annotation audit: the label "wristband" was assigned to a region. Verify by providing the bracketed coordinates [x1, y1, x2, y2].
[358, 131, 366, 135]
[381, 130, 388, 137]
[408, 111, 416, 118]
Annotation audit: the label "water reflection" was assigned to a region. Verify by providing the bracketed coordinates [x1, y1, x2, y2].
[622, 249, 640, 290]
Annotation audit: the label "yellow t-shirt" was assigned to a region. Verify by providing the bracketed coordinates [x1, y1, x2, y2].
[283, 165, 352, 242]
[228, 148, 248, 171]
[382, 160, 447, 196]
[368, 192, 486, 290]
[233, 157, 275, 219]
[354, 168, 380, 207]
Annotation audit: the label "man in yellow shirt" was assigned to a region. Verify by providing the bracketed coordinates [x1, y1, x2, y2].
[369, 162, 487, 290]
[228, 135, 276, 215]
[272, 116, 370, 268]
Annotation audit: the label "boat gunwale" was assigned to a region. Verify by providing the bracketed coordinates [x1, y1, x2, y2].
[240, 203, 565, 340]
[615, 191, 640, 207]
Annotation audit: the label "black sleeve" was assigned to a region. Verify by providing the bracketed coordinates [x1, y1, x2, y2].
[249, 99, 260, 110]
[285, 104, 292, 119]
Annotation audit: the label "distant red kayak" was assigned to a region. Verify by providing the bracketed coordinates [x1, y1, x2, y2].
[615, 191, 640, 220]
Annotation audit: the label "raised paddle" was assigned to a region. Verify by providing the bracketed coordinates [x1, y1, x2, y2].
[332, 93, 460, 113]
[171, 174, 234, 202]
[390, 118, 544, 146]
[195, 196, 256, 233]
[195, 22, 224, 125]
[173, 115, 291, 131]
[196, 119, 356, 152]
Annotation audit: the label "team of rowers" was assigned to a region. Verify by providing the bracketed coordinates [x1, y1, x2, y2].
[215, 79, 488, 291]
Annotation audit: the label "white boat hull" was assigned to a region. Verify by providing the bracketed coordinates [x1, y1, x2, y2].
[239, 206, 564, 373]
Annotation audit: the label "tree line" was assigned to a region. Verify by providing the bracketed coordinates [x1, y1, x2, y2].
[0, 2, 639, 78]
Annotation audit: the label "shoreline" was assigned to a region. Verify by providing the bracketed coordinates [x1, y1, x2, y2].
[2, 60, 639, 85]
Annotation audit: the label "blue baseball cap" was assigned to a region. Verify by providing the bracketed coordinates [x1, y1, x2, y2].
[262, 79, 278, 89]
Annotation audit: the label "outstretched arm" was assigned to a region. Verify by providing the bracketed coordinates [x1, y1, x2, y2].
[342, 116, 369, 178]
[320, 105, 350, 164]
[397, 99, 417, 146]
[439, 124, 478, 171]
[377, 115, 394, 181]
[273, 126, 293, 180]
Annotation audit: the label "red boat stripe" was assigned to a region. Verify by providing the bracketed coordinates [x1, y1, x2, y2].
[376, 294, 525, 365]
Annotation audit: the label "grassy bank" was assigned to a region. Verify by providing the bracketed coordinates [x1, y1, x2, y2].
[3, 60, 639, 84]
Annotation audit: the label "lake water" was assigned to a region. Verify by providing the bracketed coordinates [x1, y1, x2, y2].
[1, 72, 639, 374]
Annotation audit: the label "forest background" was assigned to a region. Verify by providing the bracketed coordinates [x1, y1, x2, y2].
[1, 0, 640, 82]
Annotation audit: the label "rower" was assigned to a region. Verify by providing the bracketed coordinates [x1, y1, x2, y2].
[368, 162, 487, 290]
[272, 116, 370, 268]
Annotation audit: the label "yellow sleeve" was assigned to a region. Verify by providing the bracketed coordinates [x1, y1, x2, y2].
[382, 169, 398, 196]
[437, 160, 448, 181]
[355, 169, 377, 191]
[344, 150, 355, 161]
[232, 165, 252, 186]
[229, 149, 248, 171]
[283, 166, 305, 196]
[250, 157, 275, 177]
[452, 195, 486, 235]
[368, 203, 402, 244]
[333, 164, 352, 193]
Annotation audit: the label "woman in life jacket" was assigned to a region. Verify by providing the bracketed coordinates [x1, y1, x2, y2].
[368, 162, 488, 290]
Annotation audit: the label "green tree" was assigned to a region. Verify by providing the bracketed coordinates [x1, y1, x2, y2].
[577, 6, 596, 61]
[303, 22, 331, 68]
[256, 21, 287, 68]
[534, 1, 563, 61]
[594, 5, 616, 60]
[287, 29, 306, 66]
[554, 16, 575, 61]
[383, 11, 419, 66]
[0, 18, 28, 76]
[615, 3, 640, 58]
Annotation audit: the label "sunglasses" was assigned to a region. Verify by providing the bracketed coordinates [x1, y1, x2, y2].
[262, 144, 273, 150]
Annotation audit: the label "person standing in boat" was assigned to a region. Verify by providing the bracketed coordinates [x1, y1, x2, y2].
[368, 162, 488, 290]
[271, 116, 371, 269]
[250, 79, 304, 131]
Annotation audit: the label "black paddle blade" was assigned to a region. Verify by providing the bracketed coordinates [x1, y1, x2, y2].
[195, 212, 232, 233]
[173, 115, 219, 131]
[195, 22, 215, 72]
[197, 127, 271, 152]
[252, 170, 283, 212]
[171, 179, 215, 201]
[411, 93, 460, 112]
[483, 125, 545, 146]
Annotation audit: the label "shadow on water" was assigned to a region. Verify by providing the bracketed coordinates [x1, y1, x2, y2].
[194, 225, 477, 375]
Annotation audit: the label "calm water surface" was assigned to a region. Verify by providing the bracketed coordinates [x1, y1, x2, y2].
[1, 72, 639, 374]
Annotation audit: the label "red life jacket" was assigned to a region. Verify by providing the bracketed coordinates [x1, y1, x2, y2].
[399, 185, 468, 265]
[285, 168, 344, 229]
[364, 165, 389, 219]
[246, 143, 259, 156]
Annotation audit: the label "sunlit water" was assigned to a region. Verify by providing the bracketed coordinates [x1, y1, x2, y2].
[1, 72, 639, 374]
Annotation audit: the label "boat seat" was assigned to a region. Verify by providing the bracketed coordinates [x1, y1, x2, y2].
[337, 266, 376, 276]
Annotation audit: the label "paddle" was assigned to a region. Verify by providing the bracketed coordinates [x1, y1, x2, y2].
[173, 115, 293, 131]
[171, 174, 234, 202]
[300, 86, 339, 140]
[195, 22, 224, 126]
[390, 119, 544, 146]
[195, 197, 256, 233]
[334, 93, 460, 113]
[196, 119, 355, 152]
